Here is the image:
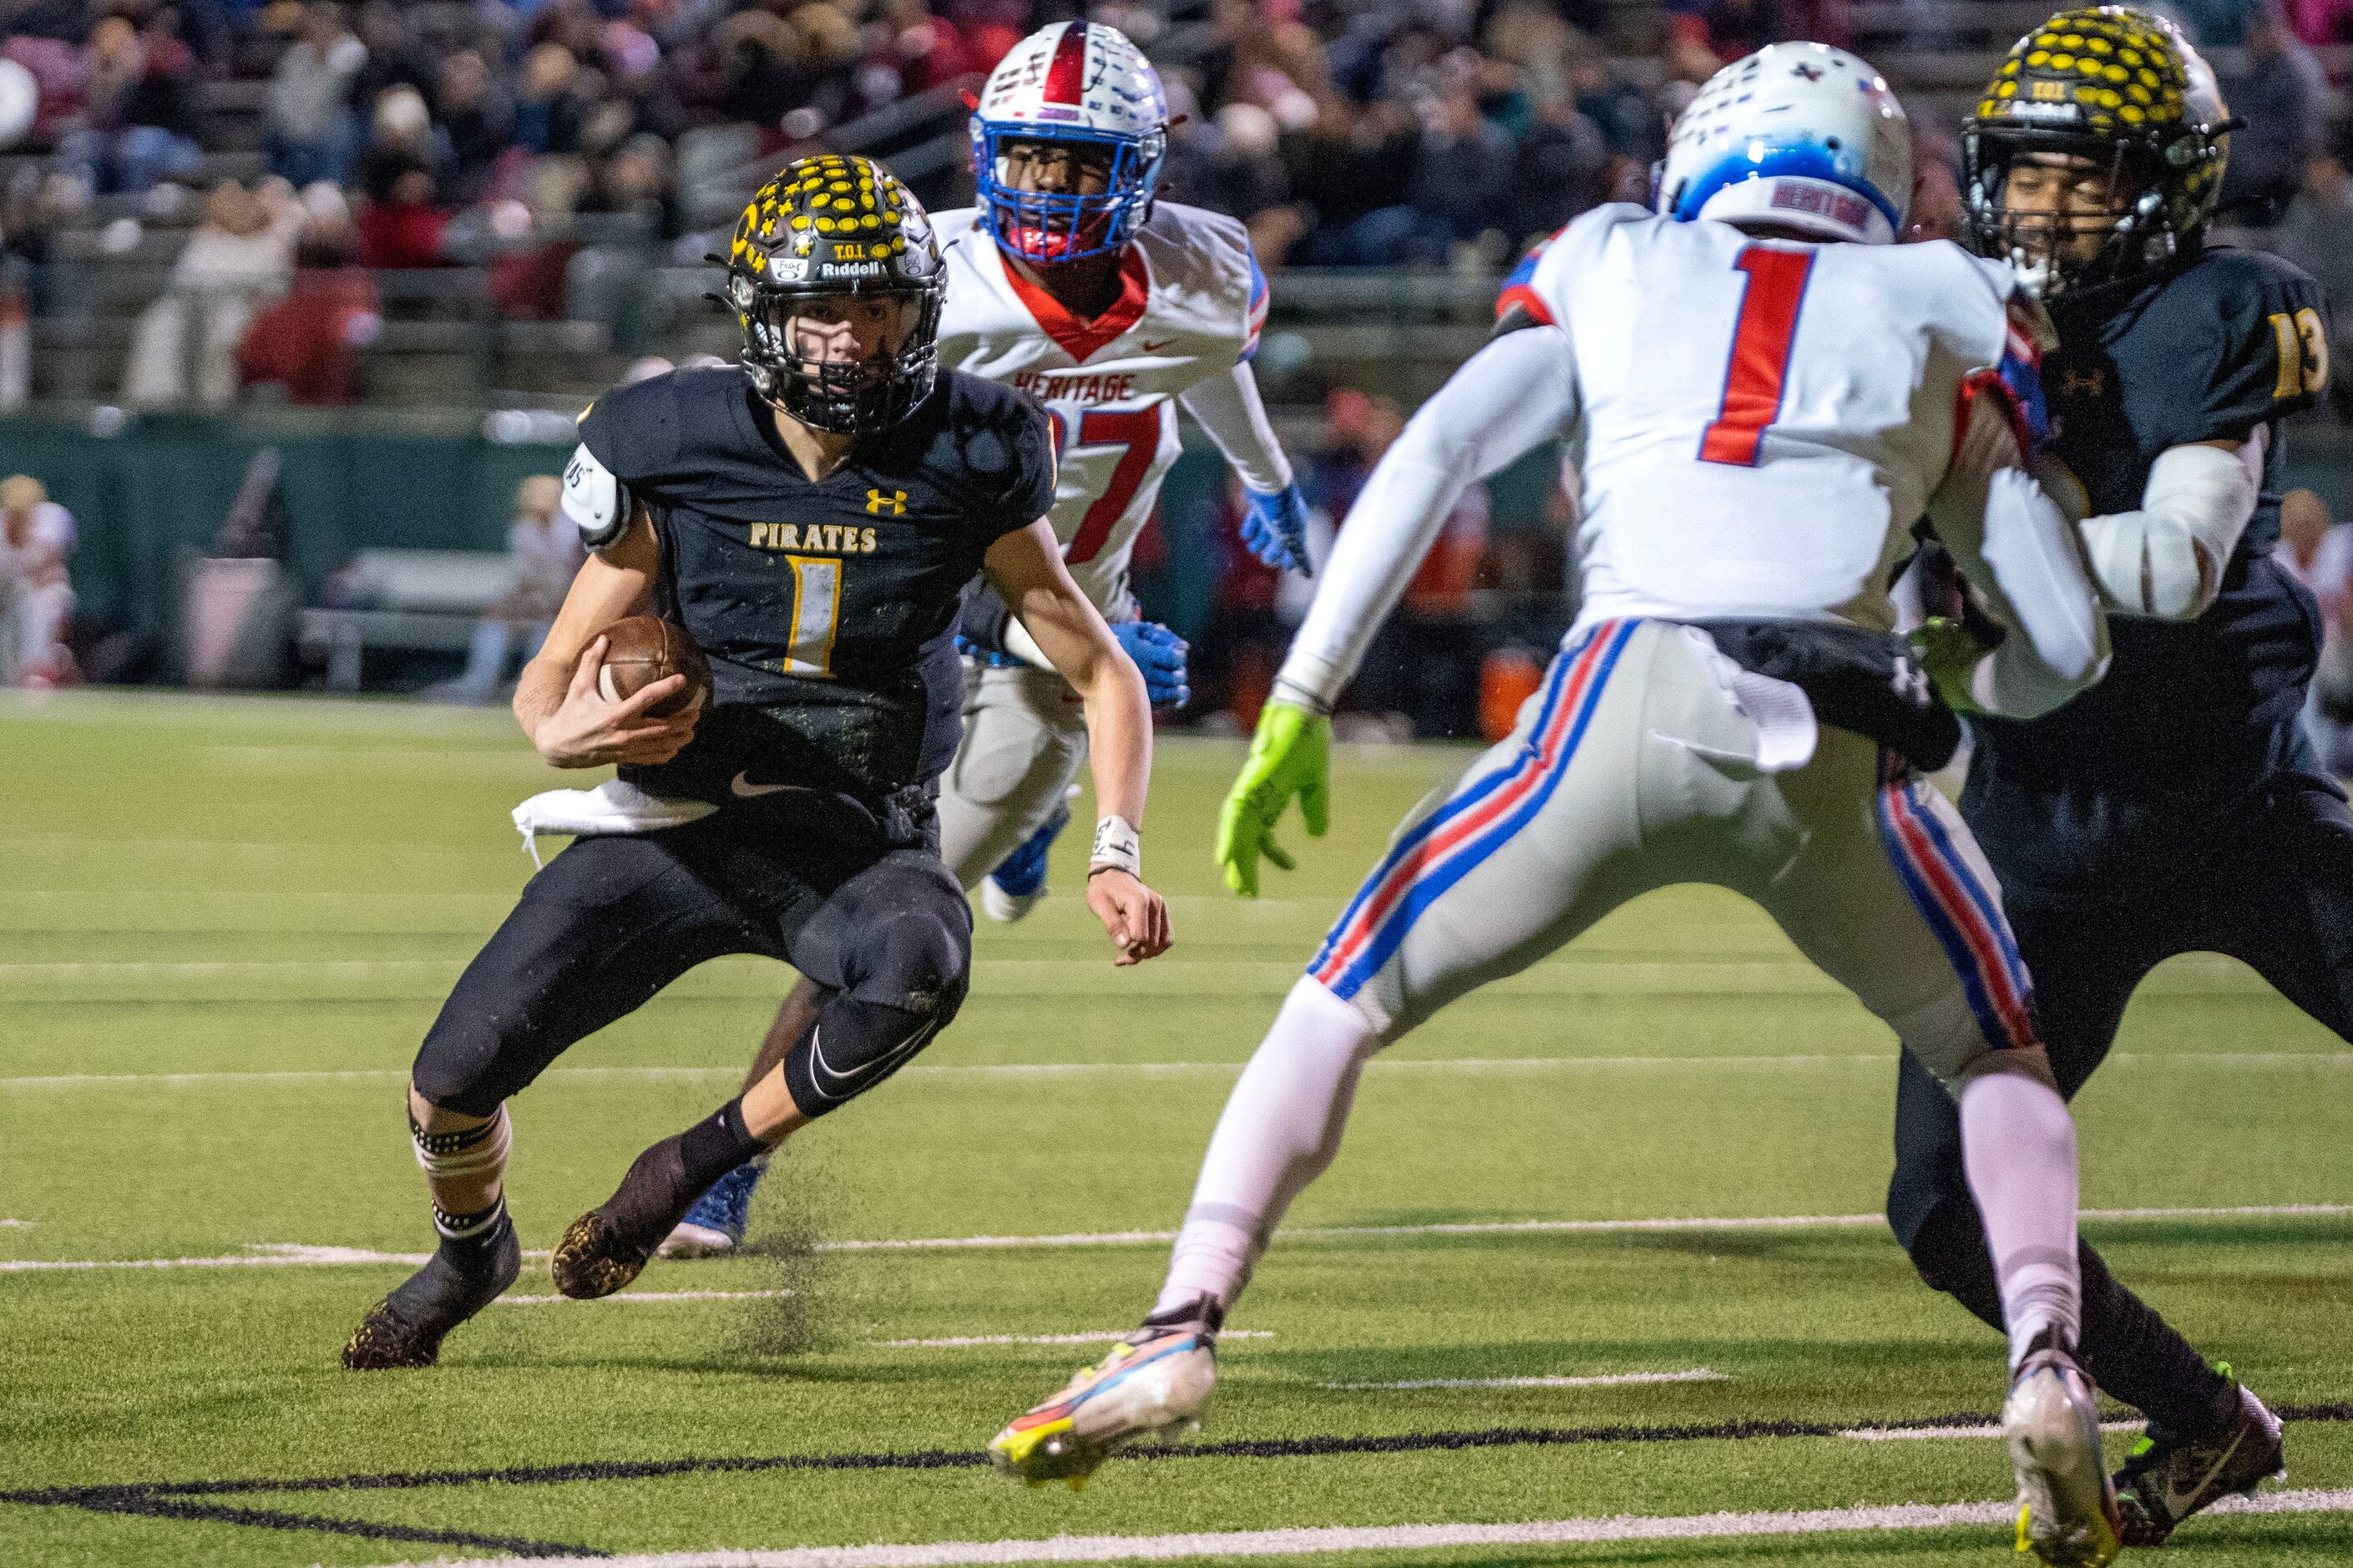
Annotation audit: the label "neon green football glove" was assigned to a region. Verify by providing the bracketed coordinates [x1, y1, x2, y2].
[1907, 615, 1990, 716]
[1217, 698, 1331, 898]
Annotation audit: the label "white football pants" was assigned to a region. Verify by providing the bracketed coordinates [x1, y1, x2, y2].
[1162, 617, 2078, 1353]
[1316, 617, 2047, 1089]
[937, 660, 1090, 889]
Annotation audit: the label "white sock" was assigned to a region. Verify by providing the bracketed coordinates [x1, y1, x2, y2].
[1959, 1069, 2082, 1368]
[1153, 976, 1379, 1318]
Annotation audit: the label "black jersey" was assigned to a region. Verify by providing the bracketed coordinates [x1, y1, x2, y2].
[1969, 246, 2330, 801]
[577, 366, 1055, 807]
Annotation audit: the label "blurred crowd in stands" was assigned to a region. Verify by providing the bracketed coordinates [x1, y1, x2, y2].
[6, 0, 2348, 286]
[4, 0, 2353, 724]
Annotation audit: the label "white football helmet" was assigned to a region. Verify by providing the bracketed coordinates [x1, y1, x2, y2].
[1655, 43, 1912, 245]
[970, 21, 1168, 263]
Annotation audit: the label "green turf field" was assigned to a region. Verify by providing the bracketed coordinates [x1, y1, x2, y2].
[3, 691, 2350, 1568]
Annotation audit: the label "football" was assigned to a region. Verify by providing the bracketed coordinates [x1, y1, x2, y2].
[590, 615, 711, 718]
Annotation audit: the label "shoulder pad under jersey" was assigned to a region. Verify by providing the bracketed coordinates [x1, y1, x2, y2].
[561, 442, 634, 557]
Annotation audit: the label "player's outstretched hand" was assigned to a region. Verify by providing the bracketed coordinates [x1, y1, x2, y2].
[1086, 868, 1171, 966]
[533, 635, 701, 767]
[1217, 698, 1330, 898]
[1239, 483, 1313, 574]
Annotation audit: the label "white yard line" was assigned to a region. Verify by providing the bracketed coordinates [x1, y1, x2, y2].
[1842, 1419, 2146, 1441]
[0, 1067, 735, 1089]
[8, 1203, 2345, 1273]
[364, 1487, 2353, 1568]
[498, 1290, 797, 1306]
[1320, 1368, 1724, 1391]
[878, 1330, 1273, 1348]
[8, 1051, 2347, 1090]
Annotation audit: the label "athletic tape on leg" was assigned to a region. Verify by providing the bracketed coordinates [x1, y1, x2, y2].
[412, 1105, 512, 1181]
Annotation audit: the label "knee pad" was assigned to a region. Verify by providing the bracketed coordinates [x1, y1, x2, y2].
[782, 994, 948, 1116]
[410, 1103, 511, 1181]
[845, 900, 970, 1022]
[411, 1029, 511, 1119]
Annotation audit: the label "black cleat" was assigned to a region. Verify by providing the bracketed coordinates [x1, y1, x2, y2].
[343, 1218, 520, 1369]
[551, 1137, 701, 1300]
[2115, 1372, 2285, 1546]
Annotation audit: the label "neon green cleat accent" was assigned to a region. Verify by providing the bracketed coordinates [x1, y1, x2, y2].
[1216, 699, 1330, 898]
[988, 1323, 1217, 1486]
[2005, 1338, 2122, 1566]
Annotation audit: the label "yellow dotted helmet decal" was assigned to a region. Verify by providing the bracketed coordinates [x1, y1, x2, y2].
[725, 154, 935, 295]
[1961, 5, 2231, 295]
[1975, 6, 2204, 137]
[715, 153, 947, 434]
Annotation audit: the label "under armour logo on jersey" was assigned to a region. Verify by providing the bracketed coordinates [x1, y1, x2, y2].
[2055, 365, 2105, 398]
[866, 488, 907, 515]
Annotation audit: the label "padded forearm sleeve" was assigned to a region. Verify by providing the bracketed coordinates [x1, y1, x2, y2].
[1925, 390, 2108, 721]
[1971, 468, 2110, 718]
[2077, 438, 2262, 621]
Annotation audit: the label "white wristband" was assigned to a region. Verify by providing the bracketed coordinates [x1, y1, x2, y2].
[1089, 815, 1141, 878]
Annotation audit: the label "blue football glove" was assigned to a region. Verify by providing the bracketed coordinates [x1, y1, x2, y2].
[1112, 619, 1190, 710]
[1239, 482, 1313, 574]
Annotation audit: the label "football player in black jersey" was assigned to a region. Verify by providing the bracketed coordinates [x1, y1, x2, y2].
[1889, 8, 2333, 1545]
[344, 154, 1171, 1370]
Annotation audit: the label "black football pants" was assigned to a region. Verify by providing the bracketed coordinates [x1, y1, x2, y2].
[1888, 766, 2353, 1430]
[412, 811, 971, 1119]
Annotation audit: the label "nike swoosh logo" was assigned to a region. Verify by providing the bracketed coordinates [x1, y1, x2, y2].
[1140, 338, 1177, 353]
[730, 771, 794, 798]
[809, 1020, 939, 1087]
[2165, 1428, 2249, 1517]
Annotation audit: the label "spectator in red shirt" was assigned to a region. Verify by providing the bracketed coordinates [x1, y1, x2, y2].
[237, 220, 380, 403]
[353, 134, 449, 270]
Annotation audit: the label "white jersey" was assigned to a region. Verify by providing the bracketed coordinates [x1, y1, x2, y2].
[1503, 205, 2037, 631]
[935, 201, 1277, 620]
[1280, 204, 2103, 722]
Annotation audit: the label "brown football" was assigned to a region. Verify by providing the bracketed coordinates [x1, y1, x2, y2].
[590, 616, 711, 718]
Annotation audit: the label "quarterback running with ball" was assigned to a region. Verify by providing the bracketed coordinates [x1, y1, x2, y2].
[993, 45, 2130, 1566]
[342, 154, 1169, 1371]
[664, 21, 1310, 1258]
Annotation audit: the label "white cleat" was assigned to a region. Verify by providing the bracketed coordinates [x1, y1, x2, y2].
[655, 1220, 738, 1259]
[988, 1304, 1219, 1489]
[2005, 1333, 2123, 1566]
[978, 876, 1044, 923]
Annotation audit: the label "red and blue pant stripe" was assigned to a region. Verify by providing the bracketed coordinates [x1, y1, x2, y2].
[1874, 764, 2039, 1054]
[1309, 620, 1638, 1002]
